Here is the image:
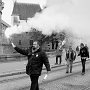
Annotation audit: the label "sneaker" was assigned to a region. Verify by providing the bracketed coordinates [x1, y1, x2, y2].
[55, 63, 58, 65]
[81, 72, 85, 75]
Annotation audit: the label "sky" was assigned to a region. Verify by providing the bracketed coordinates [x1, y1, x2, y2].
[2, 0, 90, 45]
[2, 0, 13, 25]
[2, 0, 47, 25]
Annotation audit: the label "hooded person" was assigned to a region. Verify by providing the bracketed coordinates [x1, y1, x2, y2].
[78, 43, 89, 75]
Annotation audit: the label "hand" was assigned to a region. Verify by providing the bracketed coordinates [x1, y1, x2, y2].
[42, 74, 48, 83]
[11, 43, 16, 48]
[43, 74, 48, 80]
[42, 71, 50, 82]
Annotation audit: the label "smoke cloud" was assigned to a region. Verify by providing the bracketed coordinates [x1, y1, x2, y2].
[5, 0, 90, 47]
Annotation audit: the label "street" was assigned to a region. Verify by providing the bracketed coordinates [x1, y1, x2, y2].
[0, 58, 90, 90]
[40, 68, 90, 90]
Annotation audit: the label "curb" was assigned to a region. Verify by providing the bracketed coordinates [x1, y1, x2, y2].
[0, 60, 82, 78]
[16, 61, 90, 90]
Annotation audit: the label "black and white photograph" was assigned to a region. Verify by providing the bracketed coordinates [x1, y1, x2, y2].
[0, 0, 90, 90]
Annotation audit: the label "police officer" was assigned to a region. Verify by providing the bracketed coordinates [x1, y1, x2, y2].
[11, 41, 51, 90]
[78, 43, 89, 75]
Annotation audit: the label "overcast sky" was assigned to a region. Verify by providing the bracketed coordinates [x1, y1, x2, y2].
[2, 0, 13, 25]
[2, 0, 47, 25]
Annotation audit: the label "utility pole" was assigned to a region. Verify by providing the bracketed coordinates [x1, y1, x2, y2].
[0, 0, 4, 54]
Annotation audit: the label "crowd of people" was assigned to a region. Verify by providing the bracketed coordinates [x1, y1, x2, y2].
[55, 42, 89, 75]
[10, 40, 89, 90]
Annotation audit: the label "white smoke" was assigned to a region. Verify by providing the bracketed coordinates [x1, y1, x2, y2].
[5, 0, 90, 47]
[38, 0, 47, 9]
[5, 22, 30, 38]
[5, 0, 70, 37]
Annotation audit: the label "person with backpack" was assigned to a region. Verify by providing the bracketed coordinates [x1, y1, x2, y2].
[65, 46, 76, 73]
[11, 41, 51, 90]
[85, 44, 89, 52]
[78, 43, 89, 75]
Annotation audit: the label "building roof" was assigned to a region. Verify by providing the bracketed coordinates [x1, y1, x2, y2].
[12, 2, 41, 20]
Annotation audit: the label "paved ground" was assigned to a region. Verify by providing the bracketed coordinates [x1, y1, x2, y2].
[40, 62, 90, 90]
[0, 52, 83, 90]
[0, 51, 81, 77]
[16, 59, 90, 90]
[0, 60, 82, 90]
[0, 56, 56, 76]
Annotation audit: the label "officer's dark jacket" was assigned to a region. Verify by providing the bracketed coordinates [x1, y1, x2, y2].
[78, 47, 89, 58]
[14, 47, 51, 76]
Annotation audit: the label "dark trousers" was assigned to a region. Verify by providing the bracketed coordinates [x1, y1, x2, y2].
[81, 58, 86, 73]
[56, 55, 62, 64]
[30, 75, 39, 90]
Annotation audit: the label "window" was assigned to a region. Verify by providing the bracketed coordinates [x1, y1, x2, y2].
[19, 40, 21, 45]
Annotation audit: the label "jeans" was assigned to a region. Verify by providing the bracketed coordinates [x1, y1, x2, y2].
[81, 58, 86, 73]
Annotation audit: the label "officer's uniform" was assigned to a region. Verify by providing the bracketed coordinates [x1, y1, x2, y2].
[14, 47, 51, 90]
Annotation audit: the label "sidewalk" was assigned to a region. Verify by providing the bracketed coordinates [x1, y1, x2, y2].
[0, 56, 88, 90]
[0, 53, 81, 77]
[40, 60, 90, 90]
[0, 57, 88, 90]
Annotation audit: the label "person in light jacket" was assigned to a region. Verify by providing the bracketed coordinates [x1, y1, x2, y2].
[65, 46, 76, 73]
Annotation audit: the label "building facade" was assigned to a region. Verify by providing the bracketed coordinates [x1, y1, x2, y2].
[0, 19, 12, 55]
[11, 1, 59, 51]
[0, 0, 14, 55]
[11, 2, 42, 25]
